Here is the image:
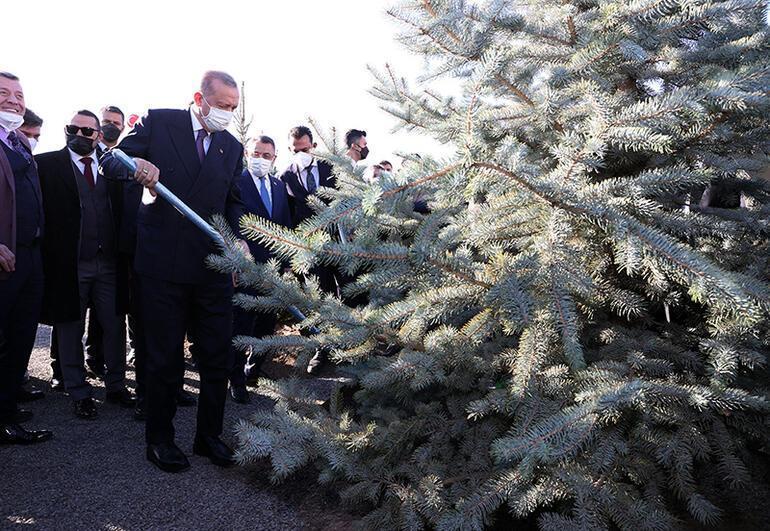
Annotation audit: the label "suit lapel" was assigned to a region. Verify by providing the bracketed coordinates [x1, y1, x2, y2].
[189, 131, 228, 198]
[269, 177, 284, 221]
[0, 143, 14, 198]
[58, 148, 79, 198]
[168, 113, 201, 184]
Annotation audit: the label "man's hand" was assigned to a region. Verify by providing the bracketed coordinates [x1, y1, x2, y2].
[133, 158, 160, 194]
[0, 244, 16, 273]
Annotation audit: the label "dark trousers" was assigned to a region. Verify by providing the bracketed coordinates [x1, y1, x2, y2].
[230, 307, 276, 387]
[84, 309, 136, 368]
[56, 256, 125, 401]
[139, 274, 233, 445]
[129, 266, 147, 399]
[0, 244, 44, 423]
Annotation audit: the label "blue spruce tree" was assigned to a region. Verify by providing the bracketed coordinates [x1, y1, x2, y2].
[210, 1, 770, 528]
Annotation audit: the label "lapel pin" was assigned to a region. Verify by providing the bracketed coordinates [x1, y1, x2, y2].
[219, 148, 224, 154]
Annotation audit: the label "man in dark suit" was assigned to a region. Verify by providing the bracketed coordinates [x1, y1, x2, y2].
[36, 110, 134, 420]
[0, 71, 52, 445]
[100, 71, 246, 473]
[280, 126, 339, 373]
[229, 135, 292, 404]
[83, 105, 129, 379]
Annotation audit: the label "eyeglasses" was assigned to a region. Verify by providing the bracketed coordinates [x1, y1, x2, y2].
[65, 124, 98, 137]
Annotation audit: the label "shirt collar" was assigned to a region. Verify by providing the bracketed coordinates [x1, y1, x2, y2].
[0, 127, 10, 147]
[190, 106, 206, 134]
[69, 147, 96, 163]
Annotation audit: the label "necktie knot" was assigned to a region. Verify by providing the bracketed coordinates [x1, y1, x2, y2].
[7, 130, 33, 165]
[80, 157, 95, 188]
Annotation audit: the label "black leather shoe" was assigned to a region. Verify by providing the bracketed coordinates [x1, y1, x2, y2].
[147, 442, 190, 473]
[74, 398, 98, 420]
[134, 397, 147, 421]
[193, 435, 235, 467]
[106, 389, 137, 408]
[14, 409, 33, 423]
[17, 388, 45, 402]
[51, 378, 64, 392]
[229, 385, 250, 404]
[176, 389, 196, 407]
[0, 423, 53, 445]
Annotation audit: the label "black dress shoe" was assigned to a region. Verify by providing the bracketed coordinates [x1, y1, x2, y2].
[74, 398, 98, 420]
[106, 389, 137, 408]
[17, 387, 45, 402]
[193, 435, 235, 467]
[147, 442, 190, 473]
[51, 378, 64, 392]
[14, 409, 33, 423]
[134, 397, 147, 422]
[176, 389, 196, 407]
[0, 423, 53, 445]
[229, 385, 250, 404]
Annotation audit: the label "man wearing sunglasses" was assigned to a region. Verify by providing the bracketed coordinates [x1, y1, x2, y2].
[100, 71, 247, 474]
[35, 110, 134, 421]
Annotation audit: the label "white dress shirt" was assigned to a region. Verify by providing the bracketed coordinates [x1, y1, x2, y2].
[190, 107, 211, 154]
[69, 148, 99, 185]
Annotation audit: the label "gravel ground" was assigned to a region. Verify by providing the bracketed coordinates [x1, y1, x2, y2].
[0, 325, 352, 531]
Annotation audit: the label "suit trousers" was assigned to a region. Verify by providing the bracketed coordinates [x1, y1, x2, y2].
[139, 274, 233, 445]
[0, 243, 44, 423]
[56, 255, 125, 401]
[229, 307, 277, 387]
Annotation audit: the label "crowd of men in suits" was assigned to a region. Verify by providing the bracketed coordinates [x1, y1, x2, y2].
[0, 70, 393, 473]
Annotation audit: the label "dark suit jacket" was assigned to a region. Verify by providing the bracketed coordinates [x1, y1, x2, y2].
[100, 109, 245, 285]
[0, 133, 42, 280]
[35, 147, 124, 323]
[238, 169, 292, 263]
[279, 159, 335, 228]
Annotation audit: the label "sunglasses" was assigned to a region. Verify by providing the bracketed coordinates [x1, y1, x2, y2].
[65, 124, 99, 137]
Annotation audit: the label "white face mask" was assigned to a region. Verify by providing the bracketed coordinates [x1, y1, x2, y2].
[200, 96, 233, 132]
[248, 157, 272, 178]
[27, 137, 38, 152]
[0, 110, 24, 132]
[293, 151, 313, 169]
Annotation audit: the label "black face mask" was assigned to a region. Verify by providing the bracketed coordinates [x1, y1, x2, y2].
[102, 123, 121, 143]
[359, 146, 370, 160]
[66, 134, 96, 156]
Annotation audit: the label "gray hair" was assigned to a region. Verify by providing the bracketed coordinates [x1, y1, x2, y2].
[0, 71, 19, 81]
[200, 70, 237, 96]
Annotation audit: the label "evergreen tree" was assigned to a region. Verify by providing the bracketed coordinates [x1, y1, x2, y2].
[211, 1, 770, 528]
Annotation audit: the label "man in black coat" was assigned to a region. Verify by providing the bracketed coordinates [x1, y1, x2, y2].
[100, 71, 246, 473]
[36, 110, 134, 421]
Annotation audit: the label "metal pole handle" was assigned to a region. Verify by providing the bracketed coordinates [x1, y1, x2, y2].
[111, 149, 224, 246]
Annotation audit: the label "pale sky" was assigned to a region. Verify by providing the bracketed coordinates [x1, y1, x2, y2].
[5, 0, 454, 168]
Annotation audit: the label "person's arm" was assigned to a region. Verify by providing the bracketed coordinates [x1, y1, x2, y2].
[99, 111, 159, 189]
